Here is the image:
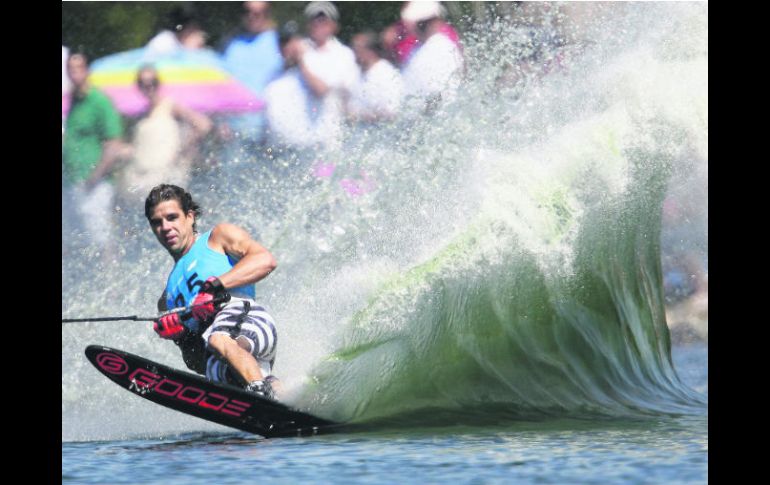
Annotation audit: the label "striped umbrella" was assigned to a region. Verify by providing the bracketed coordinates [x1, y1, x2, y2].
[62, 47, 265, 117]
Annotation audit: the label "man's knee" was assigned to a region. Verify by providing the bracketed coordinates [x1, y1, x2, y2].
[207, 332, 234, 355]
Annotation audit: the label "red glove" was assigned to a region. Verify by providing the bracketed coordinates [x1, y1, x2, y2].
[154, 312, 187, 340]
[191, 277, 228, 323]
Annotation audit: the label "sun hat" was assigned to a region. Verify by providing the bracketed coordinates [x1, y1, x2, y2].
[401, 1, 446, 23]
[304, 2, 340, 22]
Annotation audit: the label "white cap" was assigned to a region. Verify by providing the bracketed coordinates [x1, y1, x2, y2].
[304, 1, 339, 21]
[401, 1, 446, 23]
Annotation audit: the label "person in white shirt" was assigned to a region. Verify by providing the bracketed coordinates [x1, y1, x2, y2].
[264, 21, 330, 151]
[144, 7, 208, 60]
[279, 2, 360, 151]
[347, 31, 403, 123]
[400, 1, 464, 115]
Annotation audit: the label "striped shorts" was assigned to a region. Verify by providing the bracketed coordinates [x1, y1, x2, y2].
[201, 298, 278, 384]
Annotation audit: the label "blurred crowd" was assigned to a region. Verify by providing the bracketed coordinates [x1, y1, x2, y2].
[63, 2, 466, 245]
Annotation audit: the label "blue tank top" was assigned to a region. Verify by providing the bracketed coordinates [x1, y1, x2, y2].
[164, 230, 256, 332]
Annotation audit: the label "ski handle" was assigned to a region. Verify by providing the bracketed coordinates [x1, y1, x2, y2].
[61, 294, 231, 323]
[158, 293, 231, 318]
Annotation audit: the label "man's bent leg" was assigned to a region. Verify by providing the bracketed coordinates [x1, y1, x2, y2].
[202, 299, 279, 398]
[207, 332, 264, 385]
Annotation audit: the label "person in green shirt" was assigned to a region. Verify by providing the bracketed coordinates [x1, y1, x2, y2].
[63, 52, 131, 254]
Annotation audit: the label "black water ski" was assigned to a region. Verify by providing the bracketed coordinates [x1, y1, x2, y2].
[85, 345, 339, 438]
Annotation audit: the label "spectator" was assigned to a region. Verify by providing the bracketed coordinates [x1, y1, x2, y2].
[263, 21, 325, 152]
[278, 1, 360, 151]
[220, 1, 283, 153]
[62, 52, 131, 255]
[380, 18, 419, 67]
[117, 65, 213, 201]
[347, 31, 403, 123]
[400, 1, 464, 114]
[62, 45, 71, 95]
[381, 2, 462, 68]
[145, 6, 208, 60]
[62, 45, 71, 135]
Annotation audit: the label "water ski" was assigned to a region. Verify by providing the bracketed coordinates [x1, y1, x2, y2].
[85, 345, 339, 438]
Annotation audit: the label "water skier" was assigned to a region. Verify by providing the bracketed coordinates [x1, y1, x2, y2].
[145, 184, 280, 399]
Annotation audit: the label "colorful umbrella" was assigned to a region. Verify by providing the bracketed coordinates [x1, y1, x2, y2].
[62, 47, 264, 117]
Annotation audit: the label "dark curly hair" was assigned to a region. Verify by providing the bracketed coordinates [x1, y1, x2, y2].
[144, 184, 202, 232]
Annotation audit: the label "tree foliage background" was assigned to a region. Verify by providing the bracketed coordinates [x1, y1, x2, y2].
[62, 1, 496, 59]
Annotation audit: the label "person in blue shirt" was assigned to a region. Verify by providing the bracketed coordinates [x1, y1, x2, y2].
[219, 1, 284, 154]
[145, 184, 280, 399]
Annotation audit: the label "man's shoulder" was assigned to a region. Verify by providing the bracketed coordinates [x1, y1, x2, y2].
[210, 222, 236, 232]
[207, 223, 256, 252]
[223, 32, 254, 56]
[425, 33, 461, 55]
[372, 59, 400, 77]
[86, 87, 111, 102]
[330, 37, 356, 59]
[260, 29, 279, 42]
[71, 88, 102, 106]
[69, 88, 118, 116]
[86, 88, 120, 112]
[208, 222, 245, 241]
[227, 30, 279, 50]
[310, 37, 355, 61]
[408, 34, 461, 71]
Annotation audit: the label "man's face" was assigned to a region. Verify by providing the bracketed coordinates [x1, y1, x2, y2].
[307, 16, 337, 45]
[243, 1, 270, 34]
[136, 69, 159, 100]
[66, 55, 89, 89]
[148, 199, 196, 258]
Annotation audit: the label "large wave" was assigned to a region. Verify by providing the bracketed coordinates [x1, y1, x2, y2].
[62, 3, 707, 439]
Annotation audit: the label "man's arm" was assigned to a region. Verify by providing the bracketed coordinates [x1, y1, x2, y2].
[157, 291, 168, 312]
[285, 38, 331, 97]
[297, 55, 331, 97]
[208, 223, 277, 289]
[172, 102, 213, 139]
[172, 102, 213, 164]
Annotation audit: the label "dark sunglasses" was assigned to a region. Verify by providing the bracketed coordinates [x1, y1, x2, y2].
[137, 79, 159, 90]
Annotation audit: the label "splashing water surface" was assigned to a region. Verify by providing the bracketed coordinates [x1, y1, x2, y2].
[63, 3, 707, 441]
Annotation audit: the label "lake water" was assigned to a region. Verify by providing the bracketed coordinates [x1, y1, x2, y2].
[61, 344, 706, 484]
